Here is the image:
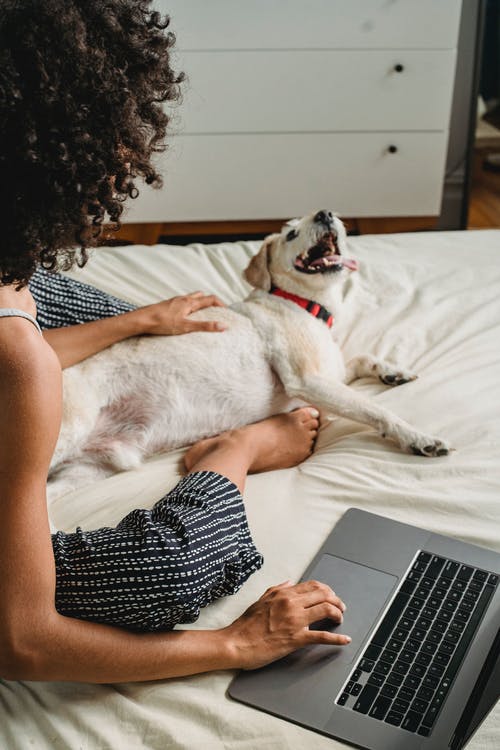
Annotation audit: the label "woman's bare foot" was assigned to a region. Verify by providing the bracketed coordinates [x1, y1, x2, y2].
[184, 407, 320, 474]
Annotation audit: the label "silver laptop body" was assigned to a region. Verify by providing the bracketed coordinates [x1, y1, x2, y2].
[229, 508, 500, 750]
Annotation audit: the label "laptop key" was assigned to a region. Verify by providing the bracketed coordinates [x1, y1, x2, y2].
[368, 673, 384, 687]
[473, 570, 487, 582]
[401, 710, 422, 733]
[400, 580, 417, 595]
[394, 627, 410, 642]
[338, 692, 349, 706]
[415, 652, 432, 667]
[410, 627, 426, 641]
[369, 696, 392, 720]
[398, 687, 415, 702]
[426, 631, 442, 645]
[387, 672, 404, 687]
[413, 562, 427, 574]
[387, 638, 404, 652]
[426, 556, 446, 579]
[399, 649, 415, 664]
[417, 686, 434, 702]
[392, 698, 409, 714]
[418, 726, 431, 737]
[385, 710, 404, 727]
[380, 649, 397, 665]
[468, 580, 484, 593]
[417, 552, 432, 564]
[374, 661, 391, 676]
[411, 697, 429, 714]
[422, 675, 439, 690]
[353, 684, 379, 714]
[393, 660, 410, 676]
[352, 669, 362, 681]
[371, 593, 409, 648]
[359, 658, 375, 672]
[409, 663, 426, 679]
[456, 565, 473, 582]
[430, 620, 447, 634]
[406, 637, 421, 651]
[403, 675, 421, 691]
[488, 574, 498, 586]
[421, 700, 440, 729]
[380, 684, 398, 699]
[442, 560, 460, 579]
[351, 683, 362, 696]
[363, 644, 382, 661]
[438, 641, 454, 656]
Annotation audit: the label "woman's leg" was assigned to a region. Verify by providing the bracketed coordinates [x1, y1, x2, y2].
[51, 408, 319, 632]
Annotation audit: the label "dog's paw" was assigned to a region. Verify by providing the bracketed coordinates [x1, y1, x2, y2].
[408, 436, 451, 457]
[379, 368, 418, 387]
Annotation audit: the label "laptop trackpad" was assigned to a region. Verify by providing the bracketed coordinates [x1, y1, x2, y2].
[304, 553, 398, 665]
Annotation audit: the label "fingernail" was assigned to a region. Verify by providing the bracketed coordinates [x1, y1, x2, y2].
[341, 603, 346, 612]
[215, 323, 227, 331]
[345, 636, 352, 643]
[309, 408, 320, 418]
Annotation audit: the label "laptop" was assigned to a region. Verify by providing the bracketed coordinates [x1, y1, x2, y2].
[228, 508, 500, 749]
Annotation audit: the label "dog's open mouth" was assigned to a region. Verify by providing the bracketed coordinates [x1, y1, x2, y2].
[293, 232, 358, 274]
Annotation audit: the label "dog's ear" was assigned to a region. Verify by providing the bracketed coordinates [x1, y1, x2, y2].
[244, 234, 278, 291]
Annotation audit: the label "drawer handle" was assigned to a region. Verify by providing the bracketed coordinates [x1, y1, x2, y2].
[394, 63, 405, 73]
[387, 145, 398, 154]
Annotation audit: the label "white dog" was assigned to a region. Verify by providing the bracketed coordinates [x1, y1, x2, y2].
[49, 210, 449, 498]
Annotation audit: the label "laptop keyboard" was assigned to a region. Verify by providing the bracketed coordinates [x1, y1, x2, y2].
[336, 551, 498, 737]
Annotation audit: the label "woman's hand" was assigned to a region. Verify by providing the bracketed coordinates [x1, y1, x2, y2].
[223, 580, 351, 670]
[138, 292, 227, 336]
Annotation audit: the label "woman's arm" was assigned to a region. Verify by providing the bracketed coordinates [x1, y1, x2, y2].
[0, 320, 349, 683]
[43, 292, 227, 369]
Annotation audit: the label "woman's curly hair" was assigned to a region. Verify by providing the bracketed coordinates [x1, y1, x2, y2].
[0, 0, 184, 287]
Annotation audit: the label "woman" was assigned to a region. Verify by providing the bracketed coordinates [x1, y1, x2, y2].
[0, 0, 350, 682]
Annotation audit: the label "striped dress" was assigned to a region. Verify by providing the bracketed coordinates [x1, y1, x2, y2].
[12, 268, 264, 632]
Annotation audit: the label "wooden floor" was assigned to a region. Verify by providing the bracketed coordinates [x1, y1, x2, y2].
[101, 145, 500, 246]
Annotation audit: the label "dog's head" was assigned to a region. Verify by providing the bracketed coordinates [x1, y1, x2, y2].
[244, 210, 358, 295]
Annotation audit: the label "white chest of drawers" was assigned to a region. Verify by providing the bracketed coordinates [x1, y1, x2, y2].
[125, 0, 462, 223]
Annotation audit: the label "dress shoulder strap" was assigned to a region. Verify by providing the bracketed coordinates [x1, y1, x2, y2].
[0, 308, 42, 335]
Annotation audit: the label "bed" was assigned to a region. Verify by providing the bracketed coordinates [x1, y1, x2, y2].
[1, 228, 499, 749]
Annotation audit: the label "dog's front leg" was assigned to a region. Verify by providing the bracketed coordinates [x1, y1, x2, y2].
[276, 366, 449, 456]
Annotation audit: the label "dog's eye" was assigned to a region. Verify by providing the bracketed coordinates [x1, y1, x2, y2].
[286, 229, 299, 241]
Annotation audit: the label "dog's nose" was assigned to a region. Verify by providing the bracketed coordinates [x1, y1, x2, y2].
[314, 210, 334, 226]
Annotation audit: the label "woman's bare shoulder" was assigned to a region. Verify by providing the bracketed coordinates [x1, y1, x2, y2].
[0, 319, 60, 386]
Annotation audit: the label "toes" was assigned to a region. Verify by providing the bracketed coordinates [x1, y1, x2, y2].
[380, 372, 418, 386]
[410, 439, 450, 457]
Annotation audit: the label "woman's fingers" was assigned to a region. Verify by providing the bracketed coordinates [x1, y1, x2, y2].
[189, 293, 225, 310]
[305, 601, 344, 625]
[185, 319, 227, 333]
[291, 580, 346, 612]
[305, 629, 352, 646]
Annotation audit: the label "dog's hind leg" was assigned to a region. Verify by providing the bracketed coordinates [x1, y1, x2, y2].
[274, 363, 450, 457]
[345, 355, 418, 387]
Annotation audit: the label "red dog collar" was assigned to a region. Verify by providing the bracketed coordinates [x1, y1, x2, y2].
[270, 285, 334, 328]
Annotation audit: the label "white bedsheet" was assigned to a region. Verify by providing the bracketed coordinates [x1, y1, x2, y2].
[1, 229, 499, 749]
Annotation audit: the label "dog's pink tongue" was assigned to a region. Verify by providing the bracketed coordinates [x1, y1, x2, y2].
[332, 254, 358, 271]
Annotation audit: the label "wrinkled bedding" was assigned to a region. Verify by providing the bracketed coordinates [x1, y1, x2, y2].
[1, 229, 499, 749]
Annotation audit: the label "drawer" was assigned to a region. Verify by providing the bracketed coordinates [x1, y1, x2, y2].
[162, 0, 461, 50]
[177, 50, 457, 133]
[125, 132, 449, 222]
